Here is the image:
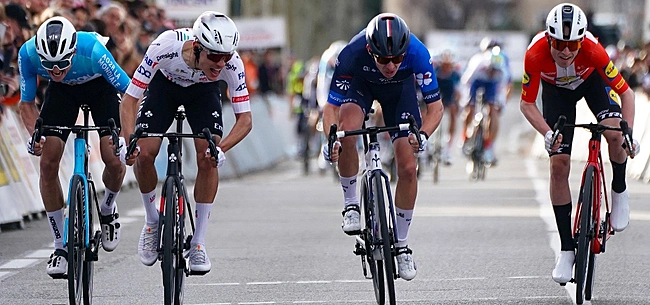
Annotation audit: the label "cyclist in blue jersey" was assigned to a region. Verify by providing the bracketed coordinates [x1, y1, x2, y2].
[322, 13, 443, 281]
[18, 16, 131, 278]
[434, 50, 462, 164]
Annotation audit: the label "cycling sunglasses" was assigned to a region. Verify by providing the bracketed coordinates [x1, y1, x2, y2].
[41, 57, 73, 71]
[203, 46, 233, 63]
[548, 37, 582, 52]
[372, 53, 405, 65]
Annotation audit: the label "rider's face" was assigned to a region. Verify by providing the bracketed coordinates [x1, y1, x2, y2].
[195, 43, 231, 81]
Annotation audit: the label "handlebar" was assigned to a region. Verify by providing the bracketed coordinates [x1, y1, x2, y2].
[126, 127, 219, 162]
[30, 117, 121, 156]
[328, 114, 419, 146]
[552, 115, 634, 158]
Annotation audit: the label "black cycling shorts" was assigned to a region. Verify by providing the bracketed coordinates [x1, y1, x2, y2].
[39, 77, 121, 141]
[542, 72, 622, 156]
[136, 72, 224, 137]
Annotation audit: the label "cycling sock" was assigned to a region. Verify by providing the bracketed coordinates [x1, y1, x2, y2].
[553, 203, 574, 251]
[141, 190, 159, 225]
[192, 203, 212, 246]
[395, 207, 413, 248]
[100, 189, 119, 215]
[340, 175, 359, 207]
[610, 160, 627, 193]
[46, 208, 65, 250]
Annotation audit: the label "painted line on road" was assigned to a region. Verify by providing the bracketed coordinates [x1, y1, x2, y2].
[25, 249, 52, 258]
[0, 259, 40, 269]
[185, 295, 570, 305]
[526, 159, 576, 304]
[0, 271, 12, 280]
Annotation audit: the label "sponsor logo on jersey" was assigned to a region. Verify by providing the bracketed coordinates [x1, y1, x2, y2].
[615, 78, 626, 90]
[156, 51, 178, 61]
[416, 72, 433, 86]
[522, 72, 530, 86]
[555, 75, 579, 83]
[143, 55, 155, 67]
[604, 61, 619, 80]
[235, 82, 247, 91]
[400, 112, 410, 120]
[137, 65, 152, 78]
[232, 95, 250, 103]
[212, 111, 220, 118]
[336, 79, 350, 91]
[606, 87, 620, 105]
[238, 72, 245, 80]
[226, 63, 237, 71]
[132, 78, 147, 89]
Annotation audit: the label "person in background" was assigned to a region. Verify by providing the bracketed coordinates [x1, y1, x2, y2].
[433, 50, 461, 165]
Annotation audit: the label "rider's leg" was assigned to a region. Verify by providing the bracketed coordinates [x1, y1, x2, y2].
[191, 137, 219, 246]
[602, 117, 629, 231]
[393, 137, 418, 247]
[549, 154, 574, 283]
[462, 104, 475, 143]
[134, 137, 164, 225]
[447, 103, 459, 149]
[40, 137, 66, 249]
[99, 136, 126, 214]
[337, 103, 364, 207]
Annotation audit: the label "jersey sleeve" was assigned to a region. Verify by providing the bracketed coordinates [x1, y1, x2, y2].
[124, 32, 173, 99]
[327, 44, 354, 106]
[18, 43, 38, 103]
[411, 40, 440, 104]
[521, 50, 542, 103]
[220, 52, 251, 114]
[91, 38, 131, 93]
[589, 42, 629, 94]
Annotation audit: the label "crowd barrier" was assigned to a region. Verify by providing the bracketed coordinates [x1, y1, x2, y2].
[0, 97, 288, 229]
[530, 91, 650, 180]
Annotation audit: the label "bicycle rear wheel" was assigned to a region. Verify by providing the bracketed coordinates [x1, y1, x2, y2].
[82, 182, 98, 305]
[584, 250, 596, 300]
[575, 166, 595, 304]
[161, 178, 180, 305]
[372, 172, 396, 305]
[68, 176, 85, 305]
[361, 177, 385, 305]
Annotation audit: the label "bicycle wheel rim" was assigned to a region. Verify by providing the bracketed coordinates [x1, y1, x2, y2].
[372, 173, 396, 305]
[83, 185, 95, 305]
[575, 166, 595, 304]
[162, 179, 179, 305]
[584, 250, 596, 300]
[174, 194, 187, 305]
[68, 177, 84, 305]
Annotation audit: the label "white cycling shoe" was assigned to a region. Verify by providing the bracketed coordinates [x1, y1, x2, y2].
[611, 189, 630, 232]
[46, 249, 68, 278]
[100, 206, 121, 252]
[552, 251, 574, 284]
[138, 224, 159, 266]
[341, 205, 361, 235]
[396, 247, 417, 281]
[187, 244, 211, 275]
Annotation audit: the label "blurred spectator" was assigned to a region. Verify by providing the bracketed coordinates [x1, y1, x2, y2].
[241, 51, 259, 96]
[258, 50, 280, 116]
[0, 3, 22, 116]
[26, 0, 51, 26]
[5, 3, 33, 46]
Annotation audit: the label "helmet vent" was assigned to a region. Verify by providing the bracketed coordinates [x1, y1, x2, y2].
[48, 40, 58, 57]
[59, 39, 67, 54]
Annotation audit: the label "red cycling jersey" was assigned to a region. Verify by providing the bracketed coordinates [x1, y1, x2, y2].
[521, 31, 629, 103]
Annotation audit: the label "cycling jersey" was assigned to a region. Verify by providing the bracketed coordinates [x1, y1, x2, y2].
[327, 31, 440, 106]
[521, 31, 629, 103]
[125, 28, 251, 114]
[19, 32, 130, 103]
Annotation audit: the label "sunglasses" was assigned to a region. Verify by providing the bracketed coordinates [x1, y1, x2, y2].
[549, 37, 582, 52]
[372, 53, 405, 65]
[41, 53, 74, 71]
[203, 47, 233, 63]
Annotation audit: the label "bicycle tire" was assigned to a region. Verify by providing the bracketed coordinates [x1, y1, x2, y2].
[361, 176, 385, 305]
[470, 124, 484, 181]
[68, 175, 85, 305]
[372, 172, 396, 305]
[161, 178, 179, 305]
[584, 250, 596, 300]
[82, 183, 97, 305]
[174, 183, 187, 305]
[432, 130, 442, 184]
[575, 166, 595, 304]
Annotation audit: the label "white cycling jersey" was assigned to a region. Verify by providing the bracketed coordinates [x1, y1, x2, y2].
[125, 28, 251, 114]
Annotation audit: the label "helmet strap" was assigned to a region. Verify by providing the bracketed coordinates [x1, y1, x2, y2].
[192, 41, 202, 69]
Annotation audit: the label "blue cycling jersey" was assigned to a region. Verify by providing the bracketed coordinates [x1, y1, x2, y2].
[327, 31, 440, 106]
[19, 32, 131, 103]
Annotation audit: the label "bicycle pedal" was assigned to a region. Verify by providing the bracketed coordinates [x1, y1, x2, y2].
[344, 230, 361, 236]
[49, 273, 68, 280]
[559, 282, 566, 287]
[188, 269, 210, 276]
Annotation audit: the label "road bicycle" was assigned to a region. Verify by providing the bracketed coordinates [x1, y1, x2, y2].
[551, 115, 633, 304]
[328, 114, 421, 305]
[127, 106, 219, 305]
[30, 105, 120, 305]
[428, 121, 444, 184]
[463, 89, 489, 181]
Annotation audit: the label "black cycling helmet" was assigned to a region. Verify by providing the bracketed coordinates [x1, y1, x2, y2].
[365, 13, 410, 57]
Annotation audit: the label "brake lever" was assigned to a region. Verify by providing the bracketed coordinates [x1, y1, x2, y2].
[108, 118, 120, 156]
[201, 128, 218, 160]
[126, 126, 144, 158]
[407, 115, 423, 149]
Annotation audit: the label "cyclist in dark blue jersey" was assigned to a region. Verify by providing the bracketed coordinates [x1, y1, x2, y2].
[18, 16, 131, 278]
[322, 13, 443, 281]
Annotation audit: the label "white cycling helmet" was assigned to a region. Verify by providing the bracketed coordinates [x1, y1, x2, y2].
[546, 3, 588, 41]
[35, 16, 77, 62]
[193, 11, 239, 53]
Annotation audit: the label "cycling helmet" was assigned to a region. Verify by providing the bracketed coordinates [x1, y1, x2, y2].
[489, 53, 506, 70]
[479, 37, 499, 52]
[545, 3, 587, 41]
[365, 13, 410, 57]
[193, 11, 239, 53]
[35, 16, 77, 62]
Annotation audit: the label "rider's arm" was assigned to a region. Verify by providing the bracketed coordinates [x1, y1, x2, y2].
[120, 93, 140, 138]
[619, 87, 635, 129]
[219, 52, 252, 152]
[19, 102, 40, 135]
[421, 101, 443, 137]
[90, 33, 132, 95]
[219, 112, 252, 152]
[412, 39, 442, 136]
[17, 43, 39, 134]
[520, 99, 550, 135]
[322, 103, 339, 138]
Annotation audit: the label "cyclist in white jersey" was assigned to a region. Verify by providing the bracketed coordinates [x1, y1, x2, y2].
[120, 11, 252, 274]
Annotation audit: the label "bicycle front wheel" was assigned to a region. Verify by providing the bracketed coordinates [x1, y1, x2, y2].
[161, 178, 180, 305]
[361, 176, 385, 305]
[68, 176, 85, 305]
[575, 166, 596, 304]
[372, 172, 396, 305]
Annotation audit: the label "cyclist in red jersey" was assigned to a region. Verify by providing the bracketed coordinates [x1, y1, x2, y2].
[519, 3, 639, 285]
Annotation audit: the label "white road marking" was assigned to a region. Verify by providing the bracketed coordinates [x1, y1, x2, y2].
[0, 271, 12, 280]
[0, 259, 40, 269]
[246, 281, 283, 285]
[25, 249, 52, 258]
